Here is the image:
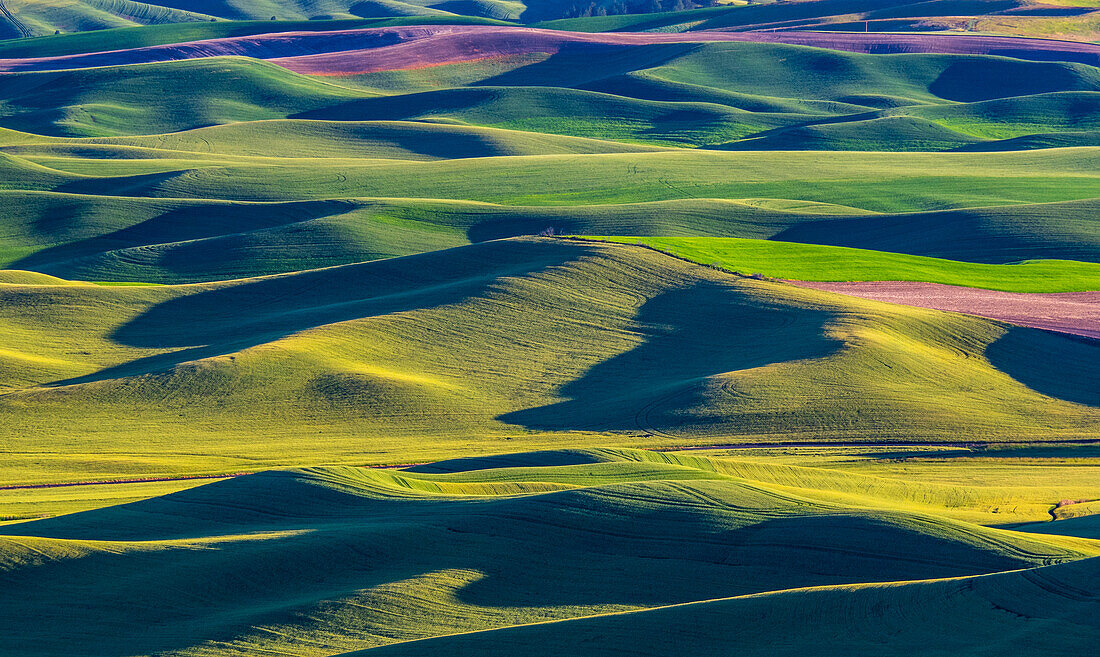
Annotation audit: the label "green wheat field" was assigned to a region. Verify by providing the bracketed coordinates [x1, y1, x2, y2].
[0, 0, 1098, 655]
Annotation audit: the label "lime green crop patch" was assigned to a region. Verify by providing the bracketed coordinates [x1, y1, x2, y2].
[593, 236, 1100, 292]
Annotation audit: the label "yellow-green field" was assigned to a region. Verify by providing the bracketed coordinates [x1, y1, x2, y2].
[0, 5, 1098, 654]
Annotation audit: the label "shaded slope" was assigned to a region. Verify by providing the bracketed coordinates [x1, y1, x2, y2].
[298, 85, 799, 147]
[5, 25, 1100, 74]
[0, 1, 505, 35]
[773, 198, 1100, 264]
[0, 0, 214, 37]
[0, 117, 667, 161]
[1, 191, 1097, 283]
[3, 0, 1098, 39]
[361, 556, 1100, 657]
[726, 90, 1100, 152]
[0, 18, 510, 59]
[3, 36, 1100, 150]
[83, 119, 667, 158]
[0, 449, 1095, 656]
[0, 193, 477, 282]
[0, 57, 365, 137]
[1015, 514, 1100, 540]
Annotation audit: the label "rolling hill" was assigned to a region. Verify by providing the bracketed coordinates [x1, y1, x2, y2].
[0, 238, 1096, 487]
[362, 553, 1100, 656]
[2, 33, 1099, 151]
[1, 448, 1097, 656]
[0, 6, 1098, 654]
[0, 189, 1097, 284]
[2, 0, 1099, 39]
[592, 236, 1100, 292]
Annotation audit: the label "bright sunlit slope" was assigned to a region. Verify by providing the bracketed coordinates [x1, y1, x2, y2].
[0, 238, 1096, 485]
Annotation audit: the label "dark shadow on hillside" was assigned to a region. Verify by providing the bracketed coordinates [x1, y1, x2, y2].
[999, 515, 1100, 540]
[0, 469, 1041, 656]
[474, 42, 701, 88]
[52, 169, 191, 197]
[701, 0, 918, 28]
[405, 449, 607, 473]
[48, 239, 587, 386]
[294, 88, 498, 122]
[857, 443, 1100, 461]
[10, 199, 354, 278]
[985, 327, 1099, 407]
[930, 60, 1100, 103]
[771, 200, 1100, 264]
[499, 280, 840, 433]
[954, 131, 1100, 152]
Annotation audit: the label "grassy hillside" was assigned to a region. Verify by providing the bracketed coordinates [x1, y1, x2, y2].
[5, 0, 1096, 38]
[730, 91, 1100, 152]
[364, 555, 1100, 656]
[0, 1, 512, 37]
[0, 58, 368, 137]
[0, 0, 717, 34]
[1, 187, 1097, 283]
[593, 236, 1100, 292]
[7, 443, 1100, 524]
[0, 12, 1097, 653]
[773, 198, 1100, 264]
[11, 147, 1096, 211]
[0, 16, 513, 58]
[539, 1, 1100, 42]
[0, 238, 1096, 486]
[0, 447, 1097, 655]
[0, 0, 212, 39]
[19, 119, 667, 159]
[3, 43, 1100, 150]
[1, 138, 1099, 284]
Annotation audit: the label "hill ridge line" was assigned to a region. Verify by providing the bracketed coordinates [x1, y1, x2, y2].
[341, 566, 1037, 654]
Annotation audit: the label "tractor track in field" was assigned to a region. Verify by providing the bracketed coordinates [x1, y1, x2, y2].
[0, 1, 31, 38]
[5, 440, 1098, 491]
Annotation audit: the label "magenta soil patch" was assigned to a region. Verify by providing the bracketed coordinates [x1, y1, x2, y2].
[2, 26, 1098, 75]
[786, 280, 1100, 340]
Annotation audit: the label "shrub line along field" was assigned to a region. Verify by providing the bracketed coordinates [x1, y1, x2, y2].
[0, 6, 1097, 655]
